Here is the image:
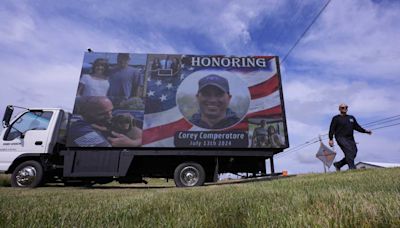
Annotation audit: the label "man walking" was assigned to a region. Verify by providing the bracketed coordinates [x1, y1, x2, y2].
[329, 103, 372, 170]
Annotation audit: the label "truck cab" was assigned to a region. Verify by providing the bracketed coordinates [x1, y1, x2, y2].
[1, 106, 68, 187]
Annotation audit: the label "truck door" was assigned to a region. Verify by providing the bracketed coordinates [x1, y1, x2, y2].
[0, 111, 55, 171]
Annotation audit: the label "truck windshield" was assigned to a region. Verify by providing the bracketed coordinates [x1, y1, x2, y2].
[5, 111, 53, 141]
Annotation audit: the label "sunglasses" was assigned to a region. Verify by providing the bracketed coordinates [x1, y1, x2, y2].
[340, 106, 348, 109]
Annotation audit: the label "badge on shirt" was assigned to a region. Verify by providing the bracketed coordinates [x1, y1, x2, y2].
[349, 118, 354, 123]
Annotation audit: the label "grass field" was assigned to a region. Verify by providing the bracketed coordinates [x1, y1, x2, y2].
[0, 168, 399, 227]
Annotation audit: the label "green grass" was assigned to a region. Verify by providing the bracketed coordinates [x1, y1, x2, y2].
[1, 168, 399, 227]
[0, 174, 10, 187]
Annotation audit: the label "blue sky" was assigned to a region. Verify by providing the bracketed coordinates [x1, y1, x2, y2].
[1, 0, 399, 174]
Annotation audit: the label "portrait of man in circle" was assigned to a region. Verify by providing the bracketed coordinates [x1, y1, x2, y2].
[190, 74, 240, 129]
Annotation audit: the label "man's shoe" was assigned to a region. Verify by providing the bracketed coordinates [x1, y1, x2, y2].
[333, 162, 340, 172]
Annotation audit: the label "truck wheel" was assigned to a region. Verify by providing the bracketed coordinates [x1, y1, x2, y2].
[174, 162, 205, 187]
[11, 160, 44, 188]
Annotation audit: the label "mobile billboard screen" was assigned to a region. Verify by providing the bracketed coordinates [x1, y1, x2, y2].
[67, 52, 289, 149]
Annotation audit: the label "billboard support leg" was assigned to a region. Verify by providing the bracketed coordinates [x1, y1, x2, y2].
[213, 157, 219, 182]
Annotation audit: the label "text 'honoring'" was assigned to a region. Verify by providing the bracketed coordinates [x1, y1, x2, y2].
[191, 56, 267, 68]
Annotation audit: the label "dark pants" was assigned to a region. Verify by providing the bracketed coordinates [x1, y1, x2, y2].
[335, 137, 358, 169]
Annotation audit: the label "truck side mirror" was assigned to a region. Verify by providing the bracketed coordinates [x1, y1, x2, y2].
[2, 105, 14, 128]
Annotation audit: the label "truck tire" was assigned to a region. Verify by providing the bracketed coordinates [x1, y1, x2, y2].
[174, 162, 206, 187]
[11, 160, 44, 188]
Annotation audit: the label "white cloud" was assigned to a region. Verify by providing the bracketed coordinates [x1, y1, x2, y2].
[294, 0, 400, 79]
[46, 0, 284, 53]
[286, 119, 325, 142]
[357, 132, 400, 162]
[0, 4, 35, 43]
[284, 75, 400, 121]
[0, 1, 181, 117]
[0, 0, 286, 118]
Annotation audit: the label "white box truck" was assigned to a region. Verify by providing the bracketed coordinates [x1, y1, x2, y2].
[0, 52, 289, 187]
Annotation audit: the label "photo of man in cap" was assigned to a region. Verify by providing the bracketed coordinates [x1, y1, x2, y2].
[190, 74, 240, 129]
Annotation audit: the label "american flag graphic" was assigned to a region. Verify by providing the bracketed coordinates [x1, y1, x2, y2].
[142, 56, 283, 147]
